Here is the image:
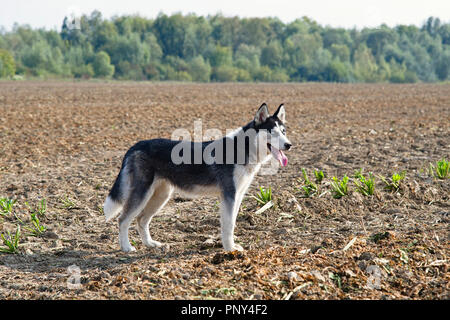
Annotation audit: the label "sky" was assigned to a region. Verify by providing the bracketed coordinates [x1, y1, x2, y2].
[1, 0, 450, 31]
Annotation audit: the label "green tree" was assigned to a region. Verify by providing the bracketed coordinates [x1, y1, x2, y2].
[329, 44, 350, 62]
[182, 16, 212, 59]
[321, 28, 352, 48]
[212, 65, 238, 82]
[65, 44, 95, 78]
[323, 60, 350, 82]
[435, 50, 450, 81]
[91, 20, 118, 50]
[188, 56, 211, 82]
[209, 45, 232, 67]
[0, 12, 449, 83]
[364, 27, 395, 58]
[20, 40, 65, 76]
[260, 41, 283, 68]
[0, 49, 16, 77]
[283, 32, 323, 77]
[153, 13, 187, 57]
[353, 44, 379, 82]
[237, 18, 271, 48]
[93, 51, 115, 77]
[210, 15, 241, 48]
[234, 44, 260, 78]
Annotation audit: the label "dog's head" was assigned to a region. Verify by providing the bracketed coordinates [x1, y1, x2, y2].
[254, 103, 292, 167]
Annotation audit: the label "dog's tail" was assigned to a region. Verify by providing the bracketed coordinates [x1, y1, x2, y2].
[103, 162, 128, 222]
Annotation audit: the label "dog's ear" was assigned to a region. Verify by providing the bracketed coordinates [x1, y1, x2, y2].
[255, 103, 270, 125]
[273, 103, 285, 123]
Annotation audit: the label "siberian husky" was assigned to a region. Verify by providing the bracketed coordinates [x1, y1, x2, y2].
[103, 103, 292, 252]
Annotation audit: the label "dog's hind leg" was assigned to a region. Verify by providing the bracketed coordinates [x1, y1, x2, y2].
[118, 178, 156, 252]
[136, 180, 173, 248]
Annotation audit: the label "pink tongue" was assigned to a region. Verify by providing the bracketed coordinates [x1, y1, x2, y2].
[271, 147, 288, 167]
[280, 150, 288, 166]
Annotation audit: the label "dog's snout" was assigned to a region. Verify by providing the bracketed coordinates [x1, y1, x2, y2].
[284, 143, 292, 150]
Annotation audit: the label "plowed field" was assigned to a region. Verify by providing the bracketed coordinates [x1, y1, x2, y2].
[0, 81, 448, 299]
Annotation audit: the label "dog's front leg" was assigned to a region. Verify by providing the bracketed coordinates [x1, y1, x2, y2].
[220, 195, 243, 252]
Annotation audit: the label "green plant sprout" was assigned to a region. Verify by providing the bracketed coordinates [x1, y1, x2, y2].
[25, 199, 47, 218]
[379, 171, 406, 192]
[25, 213, 47, 236]
[0, 198, 16, 216]
[330, 175, 349, 199]
[314, 169, 325, 184]
[253, 186, 272, 205]
[60, 195, 76, 209]
[0, 226, 21, 254]
[300, 168, 318, 197]
[353, 170, 375, 196]
[429, 158, 448, 179]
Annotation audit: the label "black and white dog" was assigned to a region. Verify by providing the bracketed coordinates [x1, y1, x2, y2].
[103, 103, 292, 252]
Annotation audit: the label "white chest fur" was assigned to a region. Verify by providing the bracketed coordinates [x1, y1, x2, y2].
[233, 158, 267, 193]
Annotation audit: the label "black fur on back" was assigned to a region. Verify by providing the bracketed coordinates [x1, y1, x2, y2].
[107, 115, 283, 203]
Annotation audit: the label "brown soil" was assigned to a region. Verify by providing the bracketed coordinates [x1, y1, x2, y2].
[0, 81, 448, 300]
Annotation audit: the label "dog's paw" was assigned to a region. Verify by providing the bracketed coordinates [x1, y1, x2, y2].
[232, 244, 244, 252]
[143, 239, 163, 248]
[121, 245, 136, 252]
[223, 243, 244, 252]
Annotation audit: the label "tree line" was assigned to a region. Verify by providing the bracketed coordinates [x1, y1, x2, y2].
[0, 11, 449, 82]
